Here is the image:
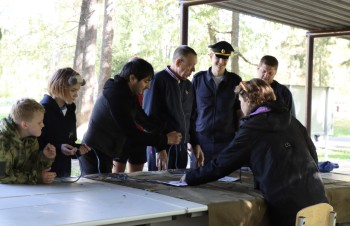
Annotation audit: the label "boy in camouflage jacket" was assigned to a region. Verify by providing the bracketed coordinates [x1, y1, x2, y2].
[0, 98, 56, 184]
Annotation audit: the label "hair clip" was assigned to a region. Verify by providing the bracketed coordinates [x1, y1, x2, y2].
[239, 81, 248, 93]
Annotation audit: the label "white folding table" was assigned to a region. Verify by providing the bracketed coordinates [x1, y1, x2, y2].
[0, 178, 208, 226]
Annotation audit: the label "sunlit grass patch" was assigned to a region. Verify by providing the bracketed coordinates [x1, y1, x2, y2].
[317, 148, 350, 161]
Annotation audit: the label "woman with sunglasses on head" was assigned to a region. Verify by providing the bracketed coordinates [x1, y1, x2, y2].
[182, 78, 328, 226]
[38, 67, 90, 177]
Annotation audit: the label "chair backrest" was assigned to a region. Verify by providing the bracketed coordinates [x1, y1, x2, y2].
[296, 203, 336, 226]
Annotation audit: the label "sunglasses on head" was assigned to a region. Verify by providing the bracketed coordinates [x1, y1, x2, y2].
[68, 75, 86, 86]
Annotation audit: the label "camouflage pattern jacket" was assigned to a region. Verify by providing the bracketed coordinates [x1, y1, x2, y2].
[0, 116, 53, 184]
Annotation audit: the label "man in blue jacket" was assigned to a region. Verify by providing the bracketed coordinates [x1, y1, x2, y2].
[143, 46, 203, 171]
[190, 41, 242, 167]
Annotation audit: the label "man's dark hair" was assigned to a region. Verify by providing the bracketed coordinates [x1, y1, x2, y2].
[259, 55, 278, 69]
[119, 57, 154, 81]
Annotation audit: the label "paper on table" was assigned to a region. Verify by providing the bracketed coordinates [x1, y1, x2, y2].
[158, 181, 188, 187]
[167, 181, 188, 186]
[218, 176, 240, 182]
[159, 176, 239, 187]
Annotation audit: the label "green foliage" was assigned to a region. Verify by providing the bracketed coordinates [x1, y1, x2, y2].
[340, 41, 350, 67]
[1, 0, 350, 130]
[313, 37, 334, 87]
[280, 28, 307, 85]
[1, 0, 349, 96]
[112, 0, 180, 74]
[0, 0, 81, 99]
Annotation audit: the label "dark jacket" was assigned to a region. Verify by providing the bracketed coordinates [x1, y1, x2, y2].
[185, 101, 327, 226]
[83, 76, 167, 158]
[38, 94, 78, 177]
[143, 68, 194, 144]
[191, 68, 241, 144]
[271, 80, 296, 117]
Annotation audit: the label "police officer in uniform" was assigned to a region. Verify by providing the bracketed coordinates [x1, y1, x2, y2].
[190, 41, 242, 167]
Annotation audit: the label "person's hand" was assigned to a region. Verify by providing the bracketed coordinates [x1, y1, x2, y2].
[43, 143, 56, 159]
[156, 150, 168, 171]
[112, 160, 118, 173]
[180, 174, 186, 183]
[61, 144, 78, 156]
[166, 131, 182, 145]
[79, 143, 91, 155]
[193, 145, 204, 167]
[41, 168, 57, 184]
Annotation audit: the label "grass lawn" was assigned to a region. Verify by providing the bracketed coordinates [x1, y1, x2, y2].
[318, 149, 350, 162]
[333, 114, 350, 136]
[71, 160, 82, 177]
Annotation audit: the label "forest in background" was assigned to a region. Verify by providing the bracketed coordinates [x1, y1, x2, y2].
[1, 0, 350, 129]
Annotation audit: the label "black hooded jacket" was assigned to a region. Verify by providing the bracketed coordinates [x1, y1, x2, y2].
[38, 94, 78, 177]
[83, 76, 167, 158]
[185, 101, 328, 226]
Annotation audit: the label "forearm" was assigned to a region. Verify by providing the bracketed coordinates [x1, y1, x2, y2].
[0, 169, 37, 184]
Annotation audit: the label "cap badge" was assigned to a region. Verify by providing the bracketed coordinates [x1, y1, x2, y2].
[221, 49, 225, 54]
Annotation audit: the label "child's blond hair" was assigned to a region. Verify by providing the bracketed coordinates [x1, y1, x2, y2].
[10, 98, 45, 124]
[48, 67, 85, 102]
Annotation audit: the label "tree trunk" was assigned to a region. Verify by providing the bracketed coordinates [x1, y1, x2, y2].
[98, 0, 115, 95]
[207, 23, 217, 44]
[74, 0, 100, 127]
[73, 0, 88, 73]
[231, 12, 239, 75]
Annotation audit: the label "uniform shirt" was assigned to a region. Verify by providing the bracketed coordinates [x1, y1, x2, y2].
[0, 117, 53, 184]
[191, 68, 242, 144]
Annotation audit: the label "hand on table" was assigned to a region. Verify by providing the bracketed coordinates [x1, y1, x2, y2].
[180, 174, 186, 183]
[41, 168, 57, 184]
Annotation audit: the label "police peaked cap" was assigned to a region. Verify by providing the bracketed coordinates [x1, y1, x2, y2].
[208, 41, 234, 58]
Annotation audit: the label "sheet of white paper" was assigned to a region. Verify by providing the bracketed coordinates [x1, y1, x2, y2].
[157, 181, 188, 187]
[158, 176, 239, 187]
[218, 176, 240, 182]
